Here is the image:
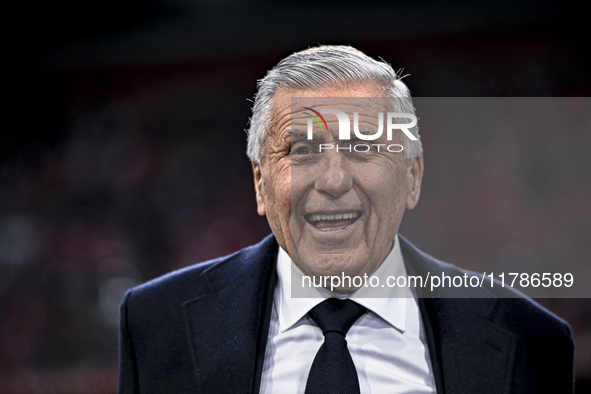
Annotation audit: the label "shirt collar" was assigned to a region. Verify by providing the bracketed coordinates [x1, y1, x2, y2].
[275, 234, 410, 334]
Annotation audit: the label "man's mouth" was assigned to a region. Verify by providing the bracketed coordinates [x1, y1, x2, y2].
[304, 211, 362, 232]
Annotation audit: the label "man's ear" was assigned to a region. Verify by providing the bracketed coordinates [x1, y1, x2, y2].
[406, 154, 424, 210]
[252, 161, 266, 216]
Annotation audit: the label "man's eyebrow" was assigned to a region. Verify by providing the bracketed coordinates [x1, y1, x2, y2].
[287, 127, 377, 141]
[357, 128, 378, 136]
[287, 128, 308, 139]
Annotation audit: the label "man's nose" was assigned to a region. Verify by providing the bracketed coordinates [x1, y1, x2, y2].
[314, 153, 353, 198]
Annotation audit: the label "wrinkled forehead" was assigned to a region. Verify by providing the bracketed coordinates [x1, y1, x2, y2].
[270, 94, 406, 140]
[291, 96, 394, 129]
[269, 84, 387, 134]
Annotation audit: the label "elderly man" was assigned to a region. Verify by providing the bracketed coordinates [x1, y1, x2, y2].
[118, 46, 574, 393]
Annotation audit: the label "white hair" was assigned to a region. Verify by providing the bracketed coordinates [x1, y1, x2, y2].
[246, 45, 422, 164]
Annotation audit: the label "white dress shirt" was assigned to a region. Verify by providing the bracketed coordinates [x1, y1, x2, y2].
[259, 235, 436, 393]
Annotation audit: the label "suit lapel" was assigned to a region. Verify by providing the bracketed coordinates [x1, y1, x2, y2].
[182, 236, 278, 393]
[400, 235, 517, 394]
[432, 297, 517, 394]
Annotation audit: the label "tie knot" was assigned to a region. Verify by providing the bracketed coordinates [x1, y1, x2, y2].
[308, 298, 367, 337]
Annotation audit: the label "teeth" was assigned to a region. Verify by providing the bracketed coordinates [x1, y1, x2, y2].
[309, 212, 360, 222]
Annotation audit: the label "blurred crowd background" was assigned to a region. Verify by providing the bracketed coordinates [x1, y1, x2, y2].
[2, 0, 591, 392]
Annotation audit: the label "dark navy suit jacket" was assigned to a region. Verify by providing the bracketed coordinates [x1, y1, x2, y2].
[118, 234, 574, 393]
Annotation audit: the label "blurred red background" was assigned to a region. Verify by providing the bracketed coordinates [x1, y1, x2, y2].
[2, 0, 590, 391]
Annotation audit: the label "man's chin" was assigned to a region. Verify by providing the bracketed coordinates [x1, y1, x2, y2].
[292, 253, 370, 279]
[323, 284, 358, 295]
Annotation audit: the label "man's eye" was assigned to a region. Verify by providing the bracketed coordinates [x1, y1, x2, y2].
[294, 146, 313, 155]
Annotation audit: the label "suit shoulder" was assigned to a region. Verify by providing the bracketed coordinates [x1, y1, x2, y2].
[123, 234, 276, 311]
[450, 264, 572, 343]
[398, 234, 572, 340]
[493, 296, 572, 339]
[444, 265, 573, 339]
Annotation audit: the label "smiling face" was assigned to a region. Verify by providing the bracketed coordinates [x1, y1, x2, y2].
[253, 82, 423, 292]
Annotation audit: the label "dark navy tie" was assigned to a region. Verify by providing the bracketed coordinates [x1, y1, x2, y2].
[305, 298, 367, 394]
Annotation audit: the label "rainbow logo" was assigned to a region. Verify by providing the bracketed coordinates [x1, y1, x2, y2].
[302, 107, 328, 131]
